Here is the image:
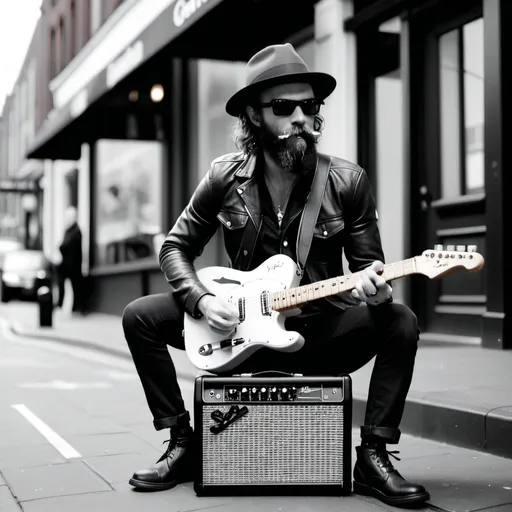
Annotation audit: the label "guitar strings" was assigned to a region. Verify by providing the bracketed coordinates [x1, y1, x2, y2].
[225, 257, 419, 308]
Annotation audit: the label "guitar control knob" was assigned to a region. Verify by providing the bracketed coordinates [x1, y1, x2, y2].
[227, 388, 237, 401]
[260, 387, 268, 400]
[241, 387, 249, 401]
[250, 387, 259, 400]
[270, 387, 278, 400]
[281, 387, 289, 401]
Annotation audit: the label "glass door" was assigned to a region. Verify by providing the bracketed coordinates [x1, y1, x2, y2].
[412, 1, 487, 341]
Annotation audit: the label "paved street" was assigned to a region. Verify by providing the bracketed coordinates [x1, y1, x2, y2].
[1, 313, 512, 511]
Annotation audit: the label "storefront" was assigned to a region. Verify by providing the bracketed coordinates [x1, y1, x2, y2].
[26, 0, 327, 316]
[345, 0, 510, 348]
[26, 0, 508, 349]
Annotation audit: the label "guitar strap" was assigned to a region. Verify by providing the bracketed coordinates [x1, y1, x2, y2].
[295, 153, 332, 279]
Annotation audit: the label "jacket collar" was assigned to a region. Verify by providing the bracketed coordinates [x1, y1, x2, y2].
[234, 152, 258, 179]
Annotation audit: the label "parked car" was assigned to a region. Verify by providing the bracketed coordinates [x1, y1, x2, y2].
[0, 250, 54, 303]
[0, 237, 24, 270]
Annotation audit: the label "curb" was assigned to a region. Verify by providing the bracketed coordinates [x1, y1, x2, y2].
[9, 322, 133, 361]
[7, 320, 512, 460]
[7, 322, 199, 382]
[352, 396, 512, 461]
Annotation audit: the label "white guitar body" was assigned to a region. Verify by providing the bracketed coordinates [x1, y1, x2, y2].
[184, 254, 303, 372]
[184, 246, 484, 373]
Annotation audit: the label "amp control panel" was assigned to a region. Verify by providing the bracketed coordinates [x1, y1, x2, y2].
[202, 383, 343, 403]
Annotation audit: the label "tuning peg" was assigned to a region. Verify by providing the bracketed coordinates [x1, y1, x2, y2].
[446, 245, 455, 251]
[467, 245, 477, 252]
[434, 244, 443, 251]
[456, 245, 466, 252]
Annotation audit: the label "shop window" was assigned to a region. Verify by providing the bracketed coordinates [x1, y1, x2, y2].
[94, 140, 163, 266]
[196, 60, 246, 183]
[439, 17, 484, 198]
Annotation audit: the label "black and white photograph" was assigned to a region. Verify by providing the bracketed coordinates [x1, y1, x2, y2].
[0, 1, 510, 511]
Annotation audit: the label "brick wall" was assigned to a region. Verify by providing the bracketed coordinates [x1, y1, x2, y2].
[36, 0, 124, 129]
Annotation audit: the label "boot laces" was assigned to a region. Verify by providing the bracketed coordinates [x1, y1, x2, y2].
[156, 438, 178, 464]
[373, 449, 401, 470]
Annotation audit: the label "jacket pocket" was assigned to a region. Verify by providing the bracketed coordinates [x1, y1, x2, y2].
[217, 210, 249, 230]
[217, 210, 249, 266]
[313, 215, 345, 239]
[308, 215, 345, 263]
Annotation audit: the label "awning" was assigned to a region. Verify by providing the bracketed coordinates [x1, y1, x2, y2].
[27, 0, 317, 161]
[27, 0, 225, 160]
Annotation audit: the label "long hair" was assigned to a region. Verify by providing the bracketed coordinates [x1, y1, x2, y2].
[233, 111, 325, 155]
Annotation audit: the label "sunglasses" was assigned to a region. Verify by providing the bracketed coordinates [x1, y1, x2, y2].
[257, 98, 324, 116]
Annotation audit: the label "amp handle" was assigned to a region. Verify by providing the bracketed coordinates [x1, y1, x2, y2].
[237, 371, 304, 377]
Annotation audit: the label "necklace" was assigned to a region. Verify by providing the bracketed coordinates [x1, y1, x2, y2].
[264, 174, 298, 227]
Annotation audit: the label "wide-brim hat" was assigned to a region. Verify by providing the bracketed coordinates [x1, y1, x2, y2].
[225, 43, 337, 117]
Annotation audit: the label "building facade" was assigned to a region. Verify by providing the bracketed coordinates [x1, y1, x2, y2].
[34, 0, 127, 271]
[0, 17, 43, 244]
[24, 0, 509, 350]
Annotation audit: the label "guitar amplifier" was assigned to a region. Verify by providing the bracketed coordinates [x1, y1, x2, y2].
[193, 373, 352, 496]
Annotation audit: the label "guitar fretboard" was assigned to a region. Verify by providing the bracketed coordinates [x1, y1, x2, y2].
[270, 257, 418, 311]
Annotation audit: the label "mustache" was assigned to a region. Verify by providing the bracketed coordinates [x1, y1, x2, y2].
[277, 129, 321, 143]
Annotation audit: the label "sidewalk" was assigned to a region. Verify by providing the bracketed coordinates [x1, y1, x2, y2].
[1, 301, 511, 460]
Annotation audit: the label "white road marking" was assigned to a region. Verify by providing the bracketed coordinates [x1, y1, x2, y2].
[18, 380, 112, 390]
[11, 404, 81, 459]
[97, 369, 138, 381]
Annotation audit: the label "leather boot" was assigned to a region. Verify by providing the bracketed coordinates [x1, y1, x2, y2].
[353, 444, 430, 507]
[129, 426, 195, 491]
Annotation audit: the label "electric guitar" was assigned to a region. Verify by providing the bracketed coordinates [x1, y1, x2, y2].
[184, 246, 484, 372]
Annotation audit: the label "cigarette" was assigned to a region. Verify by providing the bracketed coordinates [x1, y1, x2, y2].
[278, 131, 321, 140]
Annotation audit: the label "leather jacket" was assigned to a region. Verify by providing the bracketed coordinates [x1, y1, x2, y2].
[159, 151, 384, 318]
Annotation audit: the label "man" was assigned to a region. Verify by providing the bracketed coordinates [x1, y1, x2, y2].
[58, 206, 86, 314]
[122, 43, 429, 507]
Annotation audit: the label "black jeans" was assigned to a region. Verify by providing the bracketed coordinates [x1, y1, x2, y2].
[122, 292, 419, 444]
[57, 267, 86, 313]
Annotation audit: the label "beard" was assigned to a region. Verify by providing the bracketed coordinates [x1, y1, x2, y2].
[258, 123, 318, 175]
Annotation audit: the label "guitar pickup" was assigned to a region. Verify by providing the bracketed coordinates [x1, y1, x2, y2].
[260, 291, 271, 315]
[238, 297, 245, 321]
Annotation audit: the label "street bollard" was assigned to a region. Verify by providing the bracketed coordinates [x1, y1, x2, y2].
[37, 285, 53, 328]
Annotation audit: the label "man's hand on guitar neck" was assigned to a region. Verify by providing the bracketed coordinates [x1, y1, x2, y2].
[197, 294, 239, 335]
[351, 260, 393, 306]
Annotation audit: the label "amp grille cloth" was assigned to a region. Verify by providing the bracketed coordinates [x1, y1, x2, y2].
[201, 404, 344, 484]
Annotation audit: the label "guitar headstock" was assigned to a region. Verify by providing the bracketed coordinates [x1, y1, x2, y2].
[415, 245, 485, 279]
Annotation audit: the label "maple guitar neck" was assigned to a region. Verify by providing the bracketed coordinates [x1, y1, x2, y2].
[270, 258, 419, 312]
